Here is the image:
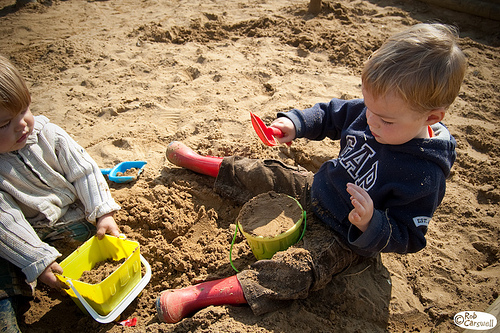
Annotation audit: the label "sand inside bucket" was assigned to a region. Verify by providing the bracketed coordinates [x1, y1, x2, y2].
[79, 258, 125, 285]
[238, 192, 302, 238]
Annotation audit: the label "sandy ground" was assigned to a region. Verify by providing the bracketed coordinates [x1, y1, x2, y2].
[0, 0, 499, 332]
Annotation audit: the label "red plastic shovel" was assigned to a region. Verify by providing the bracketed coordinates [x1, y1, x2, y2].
[250, 112, 291, 146]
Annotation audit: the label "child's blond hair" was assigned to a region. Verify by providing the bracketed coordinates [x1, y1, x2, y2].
[0, 55, 31, 115]
[362, 23, 467, 112]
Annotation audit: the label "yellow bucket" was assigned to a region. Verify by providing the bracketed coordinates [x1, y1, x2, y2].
[230, 193, 306, 269]
[56, 235, 151, 323]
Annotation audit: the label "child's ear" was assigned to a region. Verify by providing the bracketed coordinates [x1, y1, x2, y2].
[425, 108, 445, 125]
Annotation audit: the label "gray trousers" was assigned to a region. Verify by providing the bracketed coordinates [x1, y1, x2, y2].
[215, 157, 363, 315]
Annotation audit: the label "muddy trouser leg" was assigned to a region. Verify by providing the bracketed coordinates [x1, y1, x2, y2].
[214, 156, 313, 208]
[214, 157, 363, 315]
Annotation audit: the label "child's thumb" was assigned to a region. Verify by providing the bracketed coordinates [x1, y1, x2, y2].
[96, 227, 106, 240]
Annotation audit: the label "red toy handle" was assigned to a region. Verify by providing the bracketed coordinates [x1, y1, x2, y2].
[269, 127, 292, 146]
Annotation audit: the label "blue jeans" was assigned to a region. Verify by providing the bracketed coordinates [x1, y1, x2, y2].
[0, 297, 21, 333]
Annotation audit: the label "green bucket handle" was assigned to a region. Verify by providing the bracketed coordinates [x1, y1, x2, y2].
[229, 208, 307, 273]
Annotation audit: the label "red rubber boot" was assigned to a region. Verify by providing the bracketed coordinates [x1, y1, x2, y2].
[166, 141, 223, 177]
[156, 275, 247, 323]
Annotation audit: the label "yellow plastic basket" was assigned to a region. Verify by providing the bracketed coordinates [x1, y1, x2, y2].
[56, 235, 151, 323]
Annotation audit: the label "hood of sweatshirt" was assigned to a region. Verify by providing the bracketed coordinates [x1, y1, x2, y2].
[386, 122, 456, 178]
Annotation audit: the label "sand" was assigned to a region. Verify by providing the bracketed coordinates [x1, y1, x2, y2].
[238, 192, 302, 237]
[78, 258, 126, 285]
[0, 0, 498, 332]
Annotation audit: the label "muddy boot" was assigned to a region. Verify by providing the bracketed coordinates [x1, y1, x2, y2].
[166, 141, 223, 177]
[156, 275, 246, 323]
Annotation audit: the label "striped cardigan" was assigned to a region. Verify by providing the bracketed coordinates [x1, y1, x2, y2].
[0, 116, 120, 283]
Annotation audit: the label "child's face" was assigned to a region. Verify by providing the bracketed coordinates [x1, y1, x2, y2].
[0, 106, 34, 153]
[362, 87, 437, 145]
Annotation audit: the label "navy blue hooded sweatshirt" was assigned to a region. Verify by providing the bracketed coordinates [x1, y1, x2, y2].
[279, 98, 456, 257]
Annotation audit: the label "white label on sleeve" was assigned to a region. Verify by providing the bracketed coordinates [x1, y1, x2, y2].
[413, 216, 431, 228]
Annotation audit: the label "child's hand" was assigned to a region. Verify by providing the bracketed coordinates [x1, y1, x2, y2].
[270, 117, 296, 144]
[38, 261, 68, 291]
[96, 212, 120, 239]
[346, 183, 374, 232]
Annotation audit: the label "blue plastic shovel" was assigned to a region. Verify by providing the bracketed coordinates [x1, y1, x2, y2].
[100, 161, 147, 183]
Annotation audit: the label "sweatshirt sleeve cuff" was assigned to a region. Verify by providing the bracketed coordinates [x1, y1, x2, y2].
[347, 210, 389, 254]
[87, 200, 121, 222]
[277, 110, 305, 137]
